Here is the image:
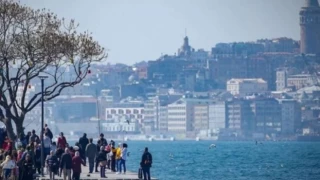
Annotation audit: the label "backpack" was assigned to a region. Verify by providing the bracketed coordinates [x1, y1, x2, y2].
[144, 154, 151, 165]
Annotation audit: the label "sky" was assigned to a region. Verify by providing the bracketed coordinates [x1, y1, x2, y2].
[20, 0, 306, 65]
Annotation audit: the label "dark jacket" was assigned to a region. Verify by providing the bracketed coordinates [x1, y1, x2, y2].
[97, 138, 107, 151]
[79, 136, 89, 151]
[20, 159, 33, 180]
[29, 134, 39, 144]
[86, 143, 97, 159]
[56, 148, 64, 161]
[140, 152, 152, 168]
[60, 153, 73, 169]
[96, 151, 107, 162]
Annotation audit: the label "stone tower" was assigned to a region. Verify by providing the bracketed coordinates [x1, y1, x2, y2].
[300, 0, 320, 54]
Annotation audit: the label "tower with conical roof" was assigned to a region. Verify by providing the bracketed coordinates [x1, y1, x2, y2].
[178, 36, 192, 57]
[300, 0, 320, 54]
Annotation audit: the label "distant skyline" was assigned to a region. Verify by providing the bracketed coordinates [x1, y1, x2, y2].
[21, 0, 305, 65]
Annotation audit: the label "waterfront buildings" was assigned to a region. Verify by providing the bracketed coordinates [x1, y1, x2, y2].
[280, 100, 302, 135]
[208, 102, 226, 130]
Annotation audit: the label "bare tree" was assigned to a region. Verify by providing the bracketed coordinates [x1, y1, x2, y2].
[0, 0, 107, 140]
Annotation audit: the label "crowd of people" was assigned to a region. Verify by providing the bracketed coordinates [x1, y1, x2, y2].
[0, 125, 153, 180]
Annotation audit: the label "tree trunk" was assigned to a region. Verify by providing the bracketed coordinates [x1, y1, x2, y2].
[15, 120, 24, 138]
[3, 118, 16, 141]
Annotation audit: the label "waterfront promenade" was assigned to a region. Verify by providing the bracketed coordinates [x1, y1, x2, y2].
[38, 165, 158, 180]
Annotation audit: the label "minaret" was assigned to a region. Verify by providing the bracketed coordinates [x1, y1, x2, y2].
[300, 0, 320, 54]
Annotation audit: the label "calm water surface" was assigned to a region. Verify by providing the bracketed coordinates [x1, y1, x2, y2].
[72, 141, 320, 180]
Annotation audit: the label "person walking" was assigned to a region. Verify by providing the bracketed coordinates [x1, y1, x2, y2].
[43, 132, 52, 160]
[96, 147, 107, 178]
[79, 133, 89, 165]
[1, 155, 16, 180]
[57, 132, 67, 150]
[46, 150, 59, 180]
[60, 148, 72, 180]
[85, 138, 97, 174]
[19, 154, 33, 180]
[96, 133, 107, 172]
[140, 147, 152, 180]
[72, 151, 85, 180]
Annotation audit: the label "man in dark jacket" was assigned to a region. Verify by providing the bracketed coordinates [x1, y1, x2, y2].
[79, 133, 89, 164]
[96, 133, 107, 172]
[140, 147, 152, 180]
[85, 138, 97, 174]
[97, 133, 107, 151]
[60, 148, 72, 180]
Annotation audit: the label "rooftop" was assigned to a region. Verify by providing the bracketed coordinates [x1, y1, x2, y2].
[227, 78, 266, 84]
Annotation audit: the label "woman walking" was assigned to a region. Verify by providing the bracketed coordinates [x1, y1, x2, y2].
[1, 155, 16, 180]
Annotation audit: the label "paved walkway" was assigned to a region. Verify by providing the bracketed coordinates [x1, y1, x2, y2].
[38, 166, 158, 180]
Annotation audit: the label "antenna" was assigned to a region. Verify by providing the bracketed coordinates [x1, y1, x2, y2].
[185, 28, 187, 37]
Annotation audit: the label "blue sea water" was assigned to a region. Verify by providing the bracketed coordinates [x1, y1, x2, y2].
[71, 141, 320, 180]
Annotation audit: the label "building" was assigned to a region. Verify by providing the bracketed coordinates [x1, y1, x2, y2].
[300, 0, 320, 54]
[280, 100, 302, 135]
[158, 106, 168, 132]
[226, 78, 268, 96]
[101, 121, 139, 133]
[193, 105, 209, 132]
[105, 107, 144, 124]
[167, 99, 189, 133]
[178, 36, 192, 57]
[276, 69, 288, 91]
[208, 102, 226, 130]
[53, 96, 97, 122]
[167, 98, 212, 134]
[226, 99, 253, 132]
[143, 95, 182, 132]
[143, 97, 160, 132]
[250, 98, 282, 135]
[287, 74, 313, 90]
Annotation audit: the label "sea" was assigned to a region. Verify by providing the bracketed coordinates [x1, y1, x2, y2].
[71, 141, 320, 180]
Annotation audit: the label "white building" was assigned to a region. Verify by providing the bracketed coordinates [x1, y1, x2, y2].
[208, 102, 226, 130]
[226, 78, 268, 96]
[143, 97, 160, 131]
[167, 98, 213, 134]
[167, 99, 189, 133]
[102, 121, 139, 132]
[280, 99, 301, 135]
[276, 69, 288, 91]
[105, 107, 144, 123]
[287, 74, 314, 90]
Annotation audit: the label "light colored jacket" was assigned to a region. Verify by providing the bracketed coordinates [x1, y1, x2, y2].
[1, 160, 15, 169]
[121, 148, 127, 161]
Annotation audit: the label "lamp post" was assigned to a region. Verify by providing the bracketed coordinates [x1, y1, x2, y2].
[39, 75, 48, 176]
[96, 89, 101, 134]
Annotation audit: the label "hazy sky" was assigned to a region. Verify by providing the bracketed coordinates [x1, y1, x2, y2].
[20, 0, 305, 65]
